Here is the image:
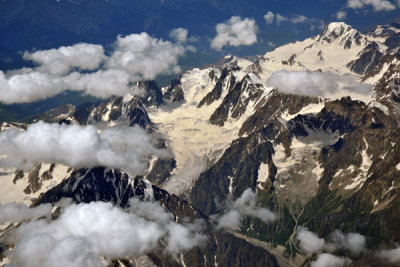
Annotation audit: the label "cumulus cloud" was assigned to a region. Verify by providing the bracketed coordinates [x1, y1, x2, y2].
[266, 70, 372, 100]
[296, 227, 366, 257]
[378, 246, 400, 263]
[7, 200, 206, 267]
[263, 11, 290, 25]
[0, 32, 186, 104]
[23, 43, 106, 76]
[346, 0, 396, 11]
[0, 69, 138, 104]
[337, 11, 348, 20]
[310, 253, 352, 267]
[210, 16, 258, 50]
[0, 70, 67, 103]
[169, 28, 188, 43]
[127, 198, 206, 254]
[0, 202, 52, 224]
[264, 11, 275, 24]
[276, 13, 288, 24]
[297, 227, 326, 254]
[216, 188, 276, 229]
[63, 69, 134, 98]
[107, 32, 185, 81]
[0, 121, 168, 175]
[328, 230, 366, 256]
[291, 15, 308, 24]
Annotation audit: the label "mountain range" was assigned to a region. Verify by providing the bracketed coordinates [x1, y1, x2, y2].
[1, 18, 400, 267]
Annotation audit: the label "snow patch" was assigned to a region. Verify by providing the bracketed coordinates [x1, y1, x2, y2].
[257, 163, 269, 189]
[281, 101, 325, 121]
[344, 148, 372, 190]
[369, 100, 389, 115]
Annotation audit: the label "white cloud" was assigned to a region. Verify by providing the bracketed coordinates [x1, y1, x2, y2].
[128, 198, 207, 255]
[63, 69, 134, 98]
[347, 0, 396, 11]
[328, 230, 366, 256]
[0, 121, 168, 175]
[0, 202, 52, 224]
[107, 32, 185, 81]
[276, 13, 288, 24]
[264, 11, 275, 24]
[23, 43, 106, 76]
[0, 32, 186, 104]
[310, 253, 352, 267]
[217, 188, 276, 229]
[378, 246, 400, 263]
[296, 227, 366, 258]
[0, 69, 136, 104]
[7, 200, 206, 267]
[292, 15, 308, 24]
[297, 227, 326, 254]
[210, 16, 258, 50]
[0, 70, 67, 104]
[264, 12, 324, 30]
[266, 70, 372, 100]
[268, 42, 275, 47]
[169, 28, 188, 43]
[336, 11, 347, 20]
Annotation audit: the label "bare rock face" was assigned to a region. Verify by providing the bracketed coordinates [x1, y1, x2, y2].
[347, 42, 383, 75]
[163, 78, 184, 103]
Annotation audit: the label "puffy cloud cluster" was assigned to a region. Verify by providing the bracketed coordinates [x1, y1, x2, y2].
[0, 202, 52, 224]
[0, 121, 168, 175]
[211, 16, 258, 50]
[0, 32, 186, 104]
[6, 200, 207, 267]
[296, 227, 366, 256]
[378, 246, 400, 264]
[0, 69, 134, 103]
[266, 70, 372, 101]
[264, 11, 288, 25]
[346, 0, 397, 11]
[311, 253, 352, 267]
[169, 28, 189, 43]
[296, 227, 367, 267]
[216, 188, 276, 229]
[23, 43, 106, 76]
[296, 227, 326, 254]
[107, 32, 185, 81]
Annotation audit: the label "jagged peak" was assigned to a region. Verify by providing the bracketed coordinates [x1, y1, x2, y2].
[316, 21, 368, 48]
[319, 22, 356, 40]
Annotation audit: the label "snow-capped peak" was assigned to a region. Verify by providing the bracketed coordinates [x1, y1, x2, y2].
[321, 22, 353, 36]
[317, 22, 366, 47]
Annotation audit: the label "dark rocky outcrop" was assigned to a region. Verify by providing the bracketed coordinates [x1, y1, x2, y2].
[347, 42, 383, 75]
[146, 158, 176, 186]
[163, 78, 184, 103]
